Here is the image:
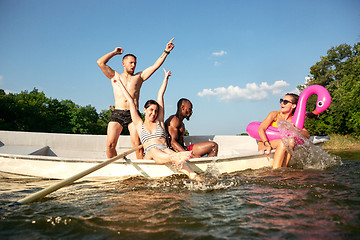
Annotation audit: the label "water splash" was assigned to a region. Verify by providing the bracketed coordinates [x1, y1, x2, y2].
[203, 160, 222, 179]
[277, 120, 341, 169]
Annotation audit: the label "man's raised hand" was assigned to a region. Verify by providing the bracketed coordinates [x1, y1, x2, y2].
[114, 47, 124, 55]
[165, 38, 175, 52]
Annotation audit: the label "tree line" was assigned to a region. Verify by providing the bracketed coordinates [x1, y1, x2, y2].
[0, 89, 127, 135]
[1, 42, 359, 137]
[299, 42, 359, 138]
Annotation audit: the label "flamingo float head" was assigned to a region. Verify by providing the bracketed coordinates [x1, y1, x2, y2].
[292, 85, 331, 129]
[311, 86, 332, 115]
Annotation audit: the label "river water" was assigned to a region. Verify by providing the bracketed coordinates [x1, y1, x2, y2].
[1, 150, 360, 239]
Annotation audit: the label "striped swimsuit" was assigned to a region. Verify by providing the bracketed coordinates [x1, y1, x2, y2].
[140, 122, 168, 157]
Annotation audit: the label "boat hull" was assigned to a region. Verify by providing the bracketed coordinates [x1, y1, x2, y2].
[0, 152, 274, 179]
[0, 131, 328, 179]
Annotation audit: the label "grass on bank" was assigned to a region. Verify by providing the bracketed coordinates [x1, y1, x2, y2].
[323, 134, 360, 151]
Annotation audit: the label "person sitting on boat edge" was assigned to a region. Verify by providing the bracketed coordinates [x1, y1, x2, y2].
[114, 68, 202, 181]
[257, 93, 310, 169]
[165, 98, 218, 158]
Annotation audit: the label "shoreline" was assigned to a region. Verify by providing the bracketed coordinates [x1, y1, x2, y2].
[322, 134, 360, 151]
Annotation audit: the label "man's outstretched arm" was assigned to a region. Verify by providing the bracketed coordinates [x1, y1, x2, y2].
[97, 47, 123, 79]
[140, 38, 175, 81]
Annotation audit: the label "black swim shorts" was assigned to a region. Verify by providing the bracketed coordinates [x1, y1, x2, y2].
[109, 109, 141, 126]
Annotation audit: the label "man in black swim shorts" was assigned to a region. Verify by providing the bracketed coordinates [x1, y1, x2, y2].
[97, 38, 175, 159]
[109, 109, 141, 127]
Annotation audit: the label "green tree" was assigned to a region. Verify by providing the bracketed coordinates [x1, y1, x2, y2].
[0, 88, 47, 131]
[299, 42, 360, 137]
[0, 88, 110, 135]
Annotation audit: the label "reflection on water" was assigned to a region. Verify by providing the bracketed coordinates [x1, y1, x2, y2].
[1, 151, 359, 239]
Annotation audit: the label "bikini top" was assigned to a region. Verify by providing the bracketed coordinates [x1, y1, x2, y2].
[140, 121, 167, 144]
[270, 112, 279, 128]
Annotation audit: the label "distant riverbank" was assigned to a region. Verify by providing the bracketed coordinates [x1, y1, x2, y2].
[322, 134, 360, 151]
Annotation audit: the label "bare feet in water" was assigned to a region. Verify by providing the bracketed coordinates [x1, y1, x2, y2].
[170, 151, 203, 181]
[189, 172, 204, 181]
[178, 165, 203, 181]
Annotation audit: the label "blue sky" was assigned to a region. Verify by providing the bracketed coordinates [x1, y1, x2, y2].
[1, 0, 359, 135]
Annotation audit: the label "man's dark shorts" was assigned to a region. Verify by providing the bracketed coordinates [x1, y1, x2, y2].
[109, 109, 141, 126]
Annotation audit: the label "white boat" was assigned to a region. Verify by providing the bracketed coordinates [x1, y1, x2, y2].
[0, 130, 329, 179]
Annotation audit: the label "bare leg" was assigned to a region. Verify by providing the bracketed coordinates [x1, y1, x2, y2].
[282, 138, 295, 167]
[145, 148, 192, 164]
[145, 148, 201, 180]
[191, 141, 218, 157]
[170, 151, 194, 166]
[258, 139, 281, 155]
[106, 122, 123, 158]
[272, 141, 287, 169]
[179, 162, 203, 181]
[128, 122, 143, 159]
[282, 152, 292, 167]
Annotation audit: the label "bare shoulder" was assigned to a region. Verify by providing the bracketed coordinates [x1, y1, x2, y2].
[166, 115, 180, 127]
[268, 111, 279, 119]
[262, 111, 278, 123]
[132, 71, 144, 80]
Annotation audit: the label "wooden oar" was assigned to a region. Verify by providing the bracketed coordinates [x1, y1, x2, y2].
[16, 145, 143, 204]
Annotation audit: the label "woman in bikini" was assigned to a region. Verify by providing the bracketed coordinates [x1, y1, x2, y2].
[257, 93, 310, 169]
[114, 69, 202, 180]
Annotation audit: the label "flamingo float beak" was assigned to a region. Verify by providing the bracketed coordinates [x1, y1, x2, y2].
[312, 109, 320, 115]
[306, 109, 320, 119]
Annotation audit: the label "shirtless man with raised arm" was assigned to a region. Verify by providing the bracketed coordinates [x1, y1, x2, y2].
[97, 38, 175, 159]
[165, 98, 218, 158]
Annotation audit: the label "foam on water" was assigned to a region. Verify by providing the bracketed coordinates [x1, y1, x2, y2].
[277, 120, 341, 169]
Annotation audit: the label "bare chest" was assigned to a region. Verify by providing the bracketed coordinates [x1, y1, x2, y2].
[112, 73, 142, 94]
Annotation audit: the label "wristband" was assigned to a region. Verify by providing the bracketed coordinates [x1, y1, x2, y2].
[164, 50, 170, 54]
[264, 141, 272, 148]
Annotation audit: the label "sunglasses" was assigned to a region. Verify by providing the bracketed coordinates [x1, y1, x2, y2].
[280, 99, 293, 105]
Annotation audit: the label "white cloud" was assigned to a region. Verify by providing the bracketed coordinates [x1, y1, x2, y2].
[289, 87, 300, 95]
[305, 76, 313, 85]
[198, 80, 290, 102]
[0, 75, 3, 85]
[214, 61, 221, 67]
[212, 50, 227, 56]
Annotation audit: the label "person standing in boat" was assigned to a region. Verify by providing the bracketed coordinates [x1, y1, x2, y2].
[113, 69, 202, 181]
[165, 98, 218, 158]
[257, 93, 310, 169]
[97, 38, 175, 159]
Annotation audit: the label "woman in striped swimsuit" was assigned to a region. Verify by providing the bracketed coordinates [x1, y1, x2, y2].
[114, 69, 201, 181]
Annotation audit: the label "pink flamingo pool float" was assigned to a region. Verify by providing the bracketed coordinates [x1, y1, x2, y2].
[246, 85, 331, 141]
